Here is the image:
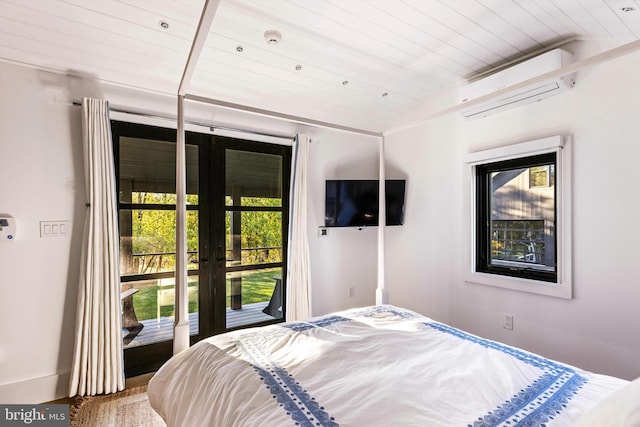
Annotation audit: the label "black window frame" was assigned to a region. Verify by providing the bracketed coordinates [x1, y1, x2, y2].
[475, 152, 558, 283]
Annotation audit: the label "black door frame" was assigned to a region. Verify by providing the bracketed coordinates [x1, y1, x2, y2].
[111, 121, 290, 377]
[207, 136, 292, 336]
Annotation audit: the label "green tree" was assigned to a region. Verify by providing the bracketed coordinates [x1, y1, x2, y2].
[130, 192, 199, 274]
[130, 192, 281, 273]
[240, 197, 282, 263]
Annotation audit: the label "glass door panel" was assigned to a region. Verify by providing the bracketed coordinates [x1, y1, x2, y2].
[223, 146, 287, 328]
[225, 211, 283, 267]
[226, 267, 283, 328]
[120, 274, 199, 348]
[116, 129, 199, 351]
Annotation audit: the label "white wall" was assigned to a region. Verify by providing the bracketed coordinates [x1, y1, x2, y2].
[384, 43, 640, 380]
[306, 131, 381, 315]
[0, 61, 380, 403]
[0, 63, 85, 403]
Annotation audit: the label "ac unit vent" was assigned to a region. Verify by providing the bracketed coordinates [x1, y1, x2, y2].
[459, 49, 575, 119]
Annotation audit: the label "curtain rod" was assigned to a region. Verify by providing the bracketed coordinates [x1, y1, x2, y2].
[72, 100, 294, 141]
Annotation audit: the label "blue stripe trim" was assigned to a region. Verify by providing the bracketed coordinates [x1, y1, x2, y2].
[423, 323, 587, 427]
[252, 365, 339, 427]
[425, 322, 571, 372]
[238, 307, 586, 427]
[238, 332, 339, 426]
[280, 306, 417, 332]
[283, 316, 351, 332]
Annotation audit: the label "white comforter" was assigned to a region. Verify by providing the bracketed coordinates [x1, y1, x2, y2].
[148, 305, 627, 426]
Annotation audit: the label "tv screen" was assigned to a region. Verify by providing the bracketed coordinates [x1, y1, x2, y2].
[325, 180, 406, 227]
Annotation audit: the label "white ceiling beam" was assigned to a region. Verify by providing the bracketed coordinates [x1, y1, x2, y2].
[178, 0, 221, 96]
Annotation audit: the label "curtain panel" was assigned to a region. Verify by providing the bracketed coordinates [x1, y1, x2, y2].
[69, 98, 124, 396]
[286, 134, 312, 321]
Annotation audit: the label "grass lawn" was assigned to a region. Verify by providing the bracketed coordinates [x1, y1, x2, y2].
[132, 268, 280, 321]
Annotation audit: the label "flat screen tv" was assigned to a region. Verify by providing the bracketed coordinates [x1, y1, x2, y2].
[325, 179, 406, 227]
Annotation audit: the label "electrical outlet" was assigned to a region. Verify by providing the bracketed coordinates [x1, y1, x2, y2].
[503, 314, 514, 330]
[348, 286, 355, 297]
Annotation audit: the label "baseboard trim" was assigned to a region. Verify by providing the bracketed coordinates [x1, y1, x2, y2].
[0, 372, 71, 404]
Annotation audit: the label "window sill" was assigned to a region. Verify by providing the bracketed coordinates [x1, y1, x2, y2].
[464, 271, 572, 299]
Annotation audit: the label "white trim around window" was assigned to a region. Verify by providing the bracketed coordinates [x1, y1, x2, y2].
[463, 135, 573, 299]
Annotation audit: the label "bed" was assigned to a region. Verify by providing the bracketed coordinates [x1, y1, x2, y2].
[148, 305, 636, 426]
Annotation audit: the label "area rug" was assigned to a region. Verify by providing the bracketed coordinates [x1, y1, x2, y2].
[70, 386, 165, 426]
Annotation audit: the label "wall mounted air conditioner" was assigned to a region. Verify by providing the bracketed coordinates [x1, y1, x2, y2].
[458, 48, 575, 119]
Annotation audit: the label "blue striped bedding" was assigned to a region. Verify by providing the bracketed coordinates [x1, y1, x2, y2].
[149, 305, 628, 427]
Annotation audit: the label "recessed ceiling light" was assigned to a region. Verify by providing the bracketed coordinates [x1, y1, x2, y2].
[342, 80, 349, 85]
[159, 20, 170, 30]
[621, 6, 636, 12]
[236, 45, 244, 53]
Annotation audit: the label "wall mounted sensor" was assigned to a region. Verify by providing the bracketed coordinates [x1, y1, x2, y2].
[0, 217, 16, 241]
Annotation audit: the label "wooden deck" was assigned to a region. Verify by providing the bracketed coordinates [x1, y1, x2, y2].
[123, 302, 278, 348]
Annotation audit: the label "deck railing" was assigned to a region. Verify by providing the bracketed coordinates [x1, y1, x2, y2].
[125, 246, 282, 274]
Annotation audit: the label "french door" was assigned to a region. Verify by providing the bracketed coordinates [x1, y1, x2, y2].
[111, 121, 291, 376]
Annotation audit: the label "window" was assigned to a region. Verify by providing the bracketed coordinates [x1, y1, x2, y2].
[529, 165, 555, 188]
[476, 153, 556, 282]
[465, 136, 572, 299]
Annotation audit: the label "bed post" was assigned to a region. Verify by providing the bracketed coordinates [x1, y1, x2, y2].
[376, 135, 388, 305]
[173, 0, 222, 354]
[174, 94, 190, 354]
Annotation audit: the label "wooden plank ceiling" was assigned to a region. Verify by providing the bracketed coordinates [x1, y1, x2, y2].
[1, 0, 640, 132]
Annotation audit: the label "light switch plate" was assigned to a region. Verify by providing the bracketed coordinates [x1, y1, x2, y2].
[40, 220, 70, 238]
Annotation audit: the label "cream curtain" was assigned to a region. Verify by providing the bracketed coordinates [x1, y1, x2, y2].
[285, 134, 312, 321]
[69, 98, 124, 396]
